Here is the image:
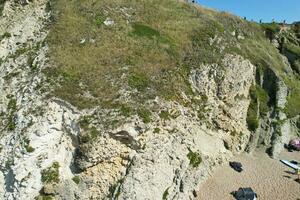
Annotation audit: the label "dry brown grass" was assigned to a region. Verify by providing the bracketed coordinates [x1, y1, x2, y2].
[46, 0, 208, 108]
[46, 0, 300, 118]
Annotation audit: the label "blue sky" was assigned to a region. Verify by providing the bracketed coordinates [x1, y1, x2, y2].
[195, 0, 300, 23]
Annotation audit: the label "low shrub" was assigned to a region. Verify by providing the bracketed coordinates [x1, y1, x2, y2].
[187, 149, 202, 168]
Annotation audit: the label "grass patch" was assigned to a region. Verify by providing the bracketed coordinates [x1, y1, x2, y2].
[0, 0, 6, 16]
[154, 127, 160, 133]
[119, 104, 133, 117]
[261, 23, 281, 40]
[0, 32, 11, 41]
[80, 127, 98, 143]
[25, 146, 35, 153]
[296, 118, 300, 130]
[159, 110, 170, 120]
[7, 98, 17, 131]
[128, 73, 150, 91]
[131, 23, 160, 38]
[72, 176, 80, 184]
[41, 162, 60, 184]
[285, 87, 300, 118]
[138, 108, 152, 123]
[246, 85, 259, 132]
[45, 0, 205, 110]
[45, 0, 300, 125]
[285, 42, 300, 56]
[187, 148, 202, 168]
[95, 14, 105, 27]
[255, 85, 270, 117]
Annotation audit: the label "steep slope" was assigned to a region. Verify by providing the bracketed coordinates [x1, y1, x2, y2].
[0, 0, 299, 200]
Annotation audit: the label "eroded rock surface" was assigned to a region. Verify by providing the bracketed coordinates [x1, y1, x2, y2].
[0, 1, 299, 200]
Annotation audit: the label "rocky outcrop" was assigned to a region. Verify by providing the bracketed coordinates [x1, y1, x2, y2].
[69, 54, 255, 199]
[0, 6, 257, 196]
[246, 60, 299, 157]
[0, 1, 80, 199]
[0, 1, 299, 200]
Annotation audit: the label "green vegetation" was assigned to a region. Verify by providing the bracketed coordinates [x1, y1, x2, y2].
[24, 138, 35, 153]
[261, 23, 281, 40]
[45, 0, 210, 110]
[159, 110, 170, 120]
[78, 115, 92, 130]
[131, 23, 160, 38]
[162, 187, 169, 200]
[0, 0, 6, 16]
[27, 53, 38, 71]
[285, 43, 300, 56]
[246, 85, 259, 132]
[296, 118, 300, 130]
[255, 85, 270, 117]
[41, 162, 60, 184]
[36, 195, 54, 200]
[154, 127, 160, 133]
[45, 0, 300, 125]
[80, 127, 98, 143]
[72, 176, 80, 184]
[119, 104, 133, 117]
[107, 178, 124, 199]
[0, 32, 11, 41]
[4, 71, 20, 81]
[246, 83, 272, 132]
[137, 108, 152, 123]
[187, 149, 202, 168]
[128, 73, 150, 91]
[23, 138, 35, 153]
[7, 98, 17, 131]
[285, 87, 300, 118]
[25, 146, 35, 153]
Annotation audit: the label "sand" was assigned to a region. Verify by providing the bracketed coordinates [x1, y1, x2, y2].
[197, 149, 300, 200]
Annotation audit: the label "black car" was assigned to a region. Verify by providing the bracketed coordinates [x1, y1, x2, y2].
[229, 161, 243, 172]
[233, 187, 258, 200]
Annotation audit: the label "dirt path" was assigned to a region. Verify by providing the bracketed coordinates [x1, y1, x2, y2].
[197, 149, 300, 200]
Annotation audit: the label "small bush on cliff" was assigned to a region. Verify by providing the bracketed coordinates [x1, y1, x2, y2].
[255, 85, 270, 117]
[187, 149, 202, 168]
[0, 32, 11, 41]
[0, 0, 6, 16]
[159, 110, 170, 120]
[138, 108, 152, 123]
[7, 98, 17, 131]
[80, 127, 98, 143]
[128, 73, 150, 91]
[246, 85, 259, 132]
[261, 23, 280, 40]
[72, 176, 80, 184]
[41, 162, 60, 184]
[119, 104, 133, 117]
[296, 118, 300, 130]
[286, 89, 300, 118]
[162, 187, 169, 200]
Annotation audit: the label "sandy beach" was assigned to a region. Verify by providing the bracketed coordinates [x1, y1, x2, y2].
[197, 149, 300, 200]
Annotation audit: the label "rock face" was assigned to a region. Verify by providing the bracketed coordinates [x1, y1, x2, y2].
[0, 1, 299, 200]
[246, 64, 299, 158]
[72, 55, 255, 199]
[0, 1, 80, 199]
[189, 55, 255, 137]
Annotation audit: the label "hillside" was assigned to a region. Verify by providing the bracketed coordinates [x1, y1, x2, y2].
[0, 0, 299, 199]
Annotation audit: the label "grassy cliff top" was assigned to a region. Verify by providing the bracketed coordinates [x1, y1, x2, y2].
[45, 0, 300, 118]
